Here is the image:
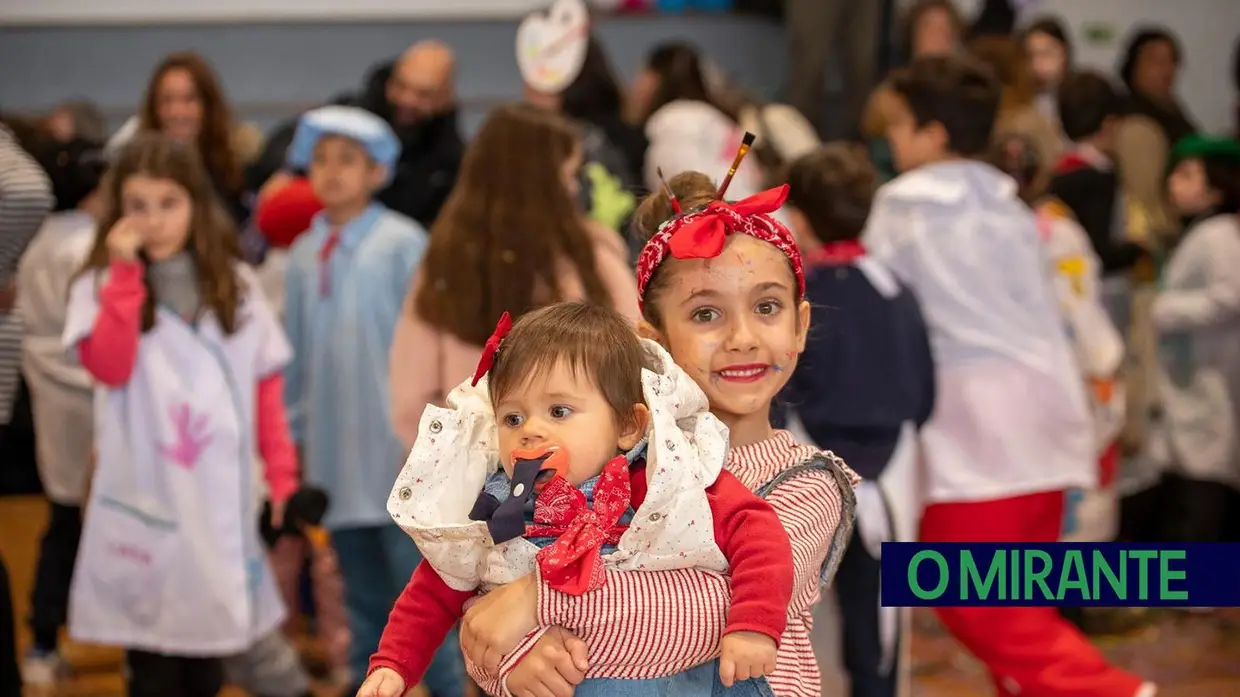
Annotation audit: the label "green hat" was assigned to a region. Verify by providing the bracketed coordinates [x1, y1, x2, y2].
[1169, 134, 1240, 168]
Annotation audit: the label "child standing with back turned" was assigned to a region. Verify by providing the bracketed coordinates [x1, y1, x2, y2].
[280, 106, 463, 696]
[62, 133, 297, 697]
[864, 55, 1156, 697]
[780, 143, 934, 697]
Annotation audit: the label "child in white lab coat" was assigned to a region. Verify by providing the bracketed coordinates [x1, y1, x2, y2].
[62, 132, 297, 697]
[1146, 134, 1240, 543]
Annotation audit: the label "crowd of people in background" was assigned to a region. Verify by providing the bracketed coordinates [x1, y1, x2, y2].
[1, 0, 1239, 697]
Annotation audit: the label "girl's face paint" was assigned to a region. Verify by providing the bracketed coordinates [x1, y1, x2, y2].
[650, 235, 810, 443]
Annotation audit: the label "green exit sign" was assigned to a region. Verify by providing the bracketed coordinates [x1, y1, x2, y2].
[1082, 22, 1117, 47]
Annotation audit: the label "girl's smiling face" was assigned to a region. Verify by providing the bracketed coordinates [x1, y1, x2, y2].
[645, 235, 810, 439]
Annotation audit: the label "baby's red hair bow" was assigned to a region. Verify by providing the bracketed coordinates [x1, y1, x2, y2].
[471, 311, 513, 386]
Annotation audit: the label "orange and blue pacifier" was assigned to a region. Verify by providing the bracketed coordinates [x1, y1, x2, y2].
[509, 446, 570, 482]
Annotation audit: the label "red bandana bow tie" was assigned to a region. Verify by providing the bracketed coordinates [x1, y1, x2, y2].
[471, 311, 512, 386]
[526, 455, 631, 596]
[635, 185, 805, 306]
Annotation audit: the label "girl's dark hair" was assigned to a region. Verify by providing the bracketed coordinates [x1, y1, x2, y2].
[1021, 16, 1073, 65]
[79, 132, 243, 333]
[639, 42, 737, 125]
[560, 36, 625, 123]
[489, 301, 647, 432]
[414, 103, 612, 346]
[1118, 26, 1181, 91]
[1198, 157, 1240, 213]
[140, 52, 243, 197]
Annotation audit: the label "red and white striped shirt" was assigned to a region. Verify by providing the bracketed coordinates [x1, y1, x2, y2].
[468, 430, 858, 697]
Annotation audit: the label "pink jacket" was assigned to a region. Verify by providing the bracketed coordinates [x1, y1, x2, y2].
[389, 222, 639, 448]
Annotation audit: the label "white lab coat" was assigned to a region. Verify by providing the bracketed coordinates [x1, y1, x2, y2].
[15, 211, 96, 504]
[1144, 214, 1240, 488]
[1035, 204, 1127, 542]
[63, 265, 289, 654]
[864, 162, 1097, 504]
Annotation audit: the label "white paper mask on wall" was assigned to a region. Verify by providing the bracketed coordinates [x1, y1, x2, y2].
[516, 0, 590, 95]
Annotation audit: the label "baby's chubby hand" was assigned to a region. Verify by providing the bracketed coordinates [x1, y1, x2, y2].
[718, 630, 777, 687]
[356, 667, 405, 697]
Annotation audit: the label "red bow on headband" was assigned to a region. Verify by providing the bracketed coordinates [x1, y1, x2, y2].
[471, 311, 512, 386]
[667, 186, 790, 260]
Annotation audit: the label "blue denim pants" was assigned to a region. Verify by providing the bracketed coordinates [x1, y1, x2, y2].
[571, 661, 775, 697]
[333, 524, 464, 697]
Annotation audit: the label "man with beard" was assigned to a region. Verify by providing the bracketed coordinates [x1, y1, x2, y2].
[365, 41, 464, 227]
[250, 40, 464, 230]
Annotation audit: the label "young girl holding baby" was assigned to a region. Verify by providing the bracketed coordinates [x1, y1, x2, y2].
[410, 154, 857, 697]
[63, 133, 297, 697]
[365, 301, 794, 696]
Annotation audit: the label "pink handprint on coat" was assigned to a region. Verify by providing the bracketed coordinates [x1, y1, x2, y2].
[159, 402, 212, 469]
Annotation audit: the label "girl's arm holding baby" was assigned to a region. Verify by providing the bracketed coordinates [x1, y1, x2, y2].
[693, 469, 793, 685]
[461, 467, 795, 694]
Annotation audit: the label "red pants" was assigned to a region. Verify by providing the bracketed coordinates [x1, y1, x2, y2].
[919, 491, 1145, 697]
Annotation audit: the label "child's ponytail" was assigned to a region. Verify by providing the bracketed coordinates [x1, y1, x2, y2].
[631, 171, 716, 328]
[631, 171, 716, 243]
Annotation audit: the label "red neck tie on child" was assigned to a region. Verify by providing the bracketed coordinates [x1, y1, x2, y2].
[318, 227, 341, 297]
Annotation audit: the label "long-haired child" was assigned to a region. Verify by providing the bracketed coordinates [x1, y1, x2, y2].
[453, 168, 859, 697]
[62, 132, 298, 697]
[779, 143, 934, 697]
[389, 102, 639, 450]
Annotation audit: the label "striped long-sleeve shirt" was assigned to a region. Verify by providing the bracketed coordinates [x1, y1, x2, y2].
[468, 431, 858, 697]
[0, 125, 55, 423]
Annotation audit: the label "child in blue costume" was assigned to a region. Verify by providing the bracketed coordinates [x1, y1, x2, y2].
[280, 105, 462, 696]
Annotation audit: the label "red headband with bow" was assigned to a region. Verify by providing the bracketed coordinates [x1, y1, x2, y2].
[471, 311, 513, 386]
[635, 185, 805, 306]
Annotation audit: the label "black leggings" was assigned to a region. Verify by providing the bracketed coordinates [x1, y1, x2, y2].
[28, 502, 82, 651]
[0, 555, 20, 697]
[127, 650, 224, 697]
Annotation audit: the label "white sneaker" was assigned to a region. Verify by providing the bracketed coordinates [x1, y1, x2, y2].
[21, 649, 66, 686]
